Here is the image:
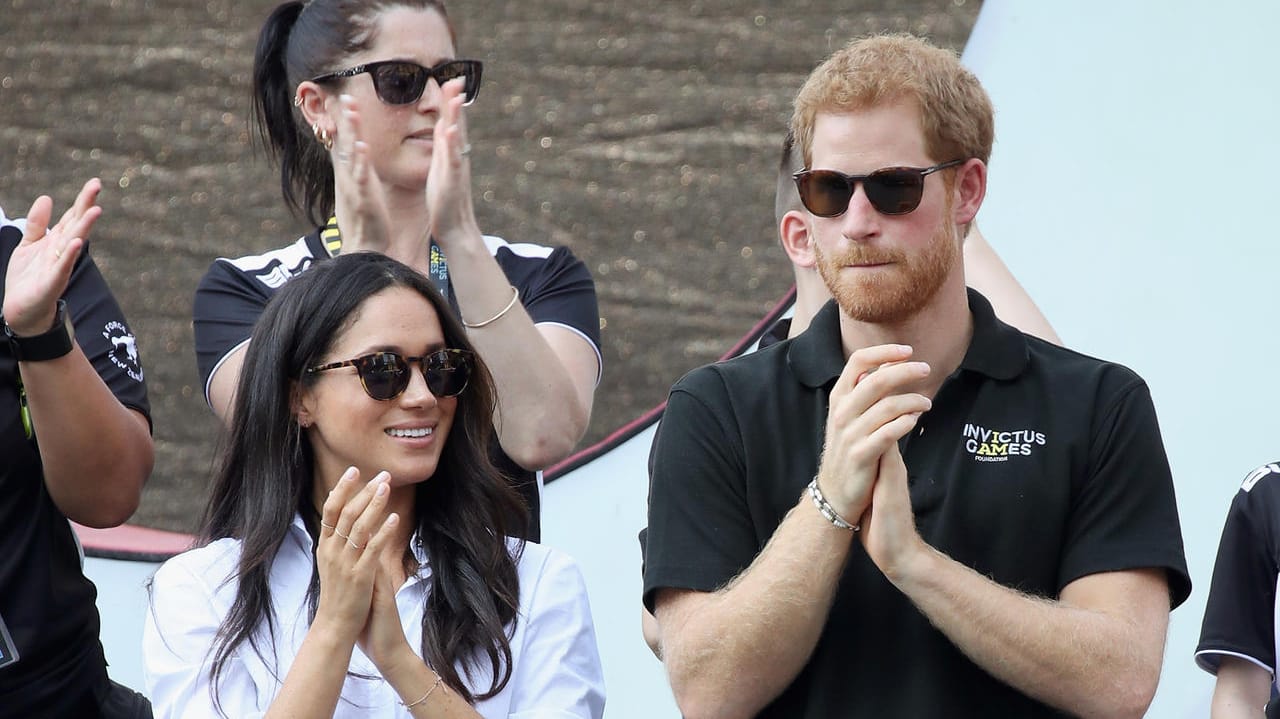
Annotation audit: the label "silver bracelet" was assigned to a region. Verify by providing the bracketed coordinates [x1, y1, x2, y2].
[400, 674, 443, 709]
[807, 476, 859, 532]
[462, 285, 520, 328]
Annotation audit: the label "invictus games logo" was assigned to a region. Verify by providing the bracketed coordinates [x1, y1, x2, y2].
[963, 423, 1046, 463]
[103, 321, 144, 382]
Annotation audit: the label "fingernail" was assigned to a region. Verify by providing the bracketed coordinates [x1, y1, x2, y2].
[376, 483, 388, 496]
[898, 344, 913, 353]
[386, 513, 398, 527]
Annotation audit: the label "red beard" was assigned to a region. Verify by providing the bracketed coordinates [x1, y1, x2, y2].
[815, 220, 959, 324]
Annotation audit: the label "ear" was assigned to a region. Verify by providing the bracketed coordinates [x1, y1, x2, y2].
[779, 209, 816, 269]
[295, 81, 334, 133]
[291, 380, 316, 429]
[951, 158, 987, 226]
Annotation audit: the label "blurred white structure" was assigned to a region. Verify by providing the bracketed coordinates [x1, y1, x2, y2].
[962, 2, 1280, 716]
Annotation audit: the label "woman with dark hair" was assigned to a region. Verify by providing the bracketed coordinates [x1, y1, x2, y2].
[192, 0, 602, 542]
[144, 252, 604, 717]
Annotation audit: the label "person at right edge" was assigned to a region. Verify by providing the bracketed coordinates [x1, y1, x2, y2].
[643, 34, 1190, 718]
[1196, 460, 1280, 718]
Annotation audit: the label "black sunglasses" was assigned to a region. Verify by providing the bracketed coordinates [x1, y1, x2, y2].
[793, 159, 965, 217]
[306, 349, 473, 401]
[311, 59, 483, 106]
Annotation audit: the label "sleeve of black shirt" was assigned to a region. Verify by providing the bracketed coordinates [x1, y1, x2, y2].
[1196, 462, 1280, 676]
[62, 244, 151, 424]
[642, 366, 758, 613]
[1057, 374, 1191, 608]
[500, 244, 601, 367]
[191, 258, 273, 403]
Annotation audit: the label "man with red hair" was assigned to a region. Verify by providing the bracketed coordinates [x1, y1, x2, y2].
[644, 34, 1189, 718]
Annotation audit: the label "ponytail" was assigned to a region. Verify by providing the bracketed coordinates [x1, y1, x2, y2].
[251, 1, 335, 228]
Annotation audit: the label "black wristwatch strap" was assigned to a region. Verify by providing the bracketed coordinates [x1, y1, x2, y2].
[3, 299, 74, 362]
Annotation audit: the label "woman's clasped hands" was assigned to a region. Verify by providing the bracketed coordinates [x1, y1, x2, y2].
[315, 466, 414, 670]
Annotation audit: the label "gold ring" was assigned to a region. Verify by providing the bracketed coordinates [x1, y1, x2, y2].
[54, 248, 62, 259]
[347, 538, 363, 550]
[459, 142, 472, 156]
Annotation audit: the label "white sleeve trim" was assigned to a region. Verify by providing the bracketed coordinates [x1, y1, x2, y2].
[481, 234, 555, 259]
[0, 207, 24, 232]
[535, 321, 603, 387]
[1194, 648, 1274, 676]
[204, 338, 252, 408]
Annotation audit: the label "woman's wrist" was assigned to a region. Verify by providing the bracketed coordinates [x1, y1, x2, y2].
[376, 644, 441, 708]
[370, 639, 423, 678]
[432, 215, 483, 254]
[309, 609, 362, 648]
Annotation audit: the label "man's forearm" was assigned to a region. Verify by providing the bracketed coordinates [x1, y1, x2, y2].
[891, 547, 1169, 719]
[23, 346, 153, 526]
[658, 496, 856, 719]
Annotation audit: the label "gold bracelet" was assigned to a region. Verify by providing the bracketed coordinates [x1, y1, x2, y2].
[400, 674, 444, 708]
[462, 285, 520, 329]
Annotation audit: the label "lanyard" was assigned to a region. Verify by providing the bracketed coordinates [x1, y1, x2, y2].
[322, 217, 455, 306]
[427, 237, 452, 301]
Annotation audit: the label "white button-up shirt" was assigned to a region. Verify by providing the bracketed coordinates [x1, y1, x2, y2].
[143, 516, 605, 718]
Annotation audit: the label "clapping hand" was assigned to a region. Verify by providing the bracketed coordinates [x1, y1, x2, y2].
[858, 442, 926, 580]
[315, 467, 399, 644]
[425, 76, 479, 248]
[2, 178, 102, 336]
[814, 344, 931, 529]
[331, 95, 397, 260]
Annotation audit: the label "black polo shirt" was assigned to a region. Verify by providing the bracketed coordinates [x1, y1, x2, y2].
[0, 216, 151, 715]
[1196, 460, 1280, 679]
[644, 289, 1190, 718]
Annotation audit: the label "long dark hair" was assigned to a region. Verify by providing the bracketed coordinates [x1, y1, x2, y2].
[201, 252, 525, 708]
[252, 0, 457, 227]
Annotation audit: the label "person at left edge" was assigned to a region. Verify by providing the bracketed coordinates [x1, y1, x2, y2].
[0, 178, 154, 717]
[192, 0, 601, 542]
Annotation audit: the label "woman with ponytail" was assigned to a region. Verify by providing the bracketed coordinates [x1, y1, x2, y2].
[145, 251, 604, 717]
[192, 0, 602, 542]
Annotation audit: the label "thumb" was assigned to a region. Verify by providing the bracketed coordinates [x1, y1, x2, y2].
[22, 196, 54, 243]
